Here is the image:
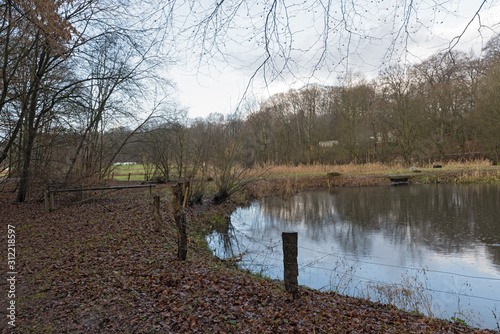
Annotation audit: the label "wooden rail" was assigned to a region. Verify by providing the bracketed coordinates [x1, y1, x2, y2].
[44, 184, 155, 212]
[387, 174, 411, 184]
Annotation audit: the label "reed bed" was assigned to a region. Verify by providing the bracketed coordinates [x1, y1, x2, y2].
[248, 159, 493, 177]
[442, 159, 492, 168]
[249, 162, 405, 176]
[239, 159, 500, 203]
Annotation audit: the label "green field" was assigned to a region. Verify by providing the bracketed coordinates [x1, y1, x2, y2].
[110, 163, 152, 181]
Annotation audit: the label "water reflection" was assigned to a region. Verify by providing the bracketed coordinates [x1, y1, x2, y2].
[257, 184, 500, 264]
[208, 184, 500, 329]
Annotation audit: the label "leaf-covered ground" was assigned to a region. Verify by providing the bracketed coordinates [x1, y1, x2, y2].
[1, 184, 498, 333]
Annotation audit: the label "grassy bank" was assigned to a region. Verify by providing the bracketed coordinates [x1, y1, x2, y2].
[247, 159, 495, 176]
[2, 163, 499, 333]
[241, 161, 500, 202]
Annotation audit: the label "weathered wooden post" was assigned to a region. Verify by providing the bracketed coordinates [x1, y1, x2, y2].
[171, 183, 188, 260]
[171, 183, 183, 212]
[175, 211, 188, 260]
[282, 231, 299, 299]
[153, 195, 162, 232]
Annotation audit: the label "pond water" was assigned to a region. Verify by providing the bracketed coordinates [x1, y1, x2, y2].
[207, 184, 500, 330]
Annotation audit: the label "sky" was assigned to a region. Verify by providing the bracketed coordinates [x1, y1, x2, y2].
[167, 1, 500, 119]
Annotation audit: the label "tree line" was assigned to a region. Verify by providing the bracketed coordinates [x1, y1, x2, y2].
[241, 41, 500, 167]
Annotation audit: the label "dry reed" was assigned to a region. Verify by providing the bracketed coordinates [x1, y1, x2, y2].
[248, 159, 494, 177]
[249, 162, 406, 176]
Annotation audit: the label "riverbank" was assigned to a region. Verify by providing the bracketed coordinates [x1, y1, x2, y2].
[1, 166, 499, 333]
[242, 165, 500, 203]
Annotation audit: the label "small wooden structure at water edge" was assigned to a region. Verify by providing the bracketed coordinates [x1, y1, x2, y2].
[387, 174, 412, 184]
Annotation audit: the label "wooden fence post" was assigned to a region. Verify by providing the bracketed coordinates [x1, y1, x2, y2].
[171, 182, 188, 260]
[175, 212, 188, 260]
[171, 183, 183, 212]
[128, 173, 131, 181]
[282, 232, 299, 299]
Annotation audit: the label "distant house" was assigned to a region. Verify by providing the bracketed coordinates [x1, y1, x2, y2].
[369, 131, 396, 144]
[113, 162, 137, 166]
[318, 140, 339, 148]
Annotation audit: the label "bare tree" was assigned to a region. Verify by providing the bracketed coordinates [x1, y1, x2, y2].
[414, 51, 479, 161]
[474, 34, 500, 165]
[379, 65, 431, 166]
[5, 1, 86, 202]
[64, 32, 155, 182]
[333, 76, 375, 164]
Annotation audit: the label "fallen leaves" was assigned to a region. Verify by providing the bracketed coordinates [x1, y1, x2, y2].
[0, 187, 498, 333]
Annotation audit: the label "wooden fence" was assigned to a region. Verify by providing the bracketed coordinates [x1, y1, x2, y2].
[44, 184, 156, 212]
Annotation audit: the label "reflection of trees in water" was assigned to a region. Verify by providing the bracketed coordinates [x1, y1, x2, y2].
[257, 192, 376, 256]
[211, 216, 239, 258]
[260, 193, 338, 224]
[255, 184, 500, 266]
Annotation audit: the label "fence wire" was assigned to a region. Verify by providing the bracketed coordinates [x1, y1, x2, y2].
[213, 235, 500, 307]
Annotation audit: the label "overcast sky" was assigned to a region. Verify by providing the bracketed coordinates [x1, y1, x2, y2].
[167, 1, 500, 119]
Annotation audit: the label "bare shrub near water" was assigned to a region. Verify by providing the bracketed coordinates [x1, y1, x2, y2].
[327, 258, 360, 295]
[363, 269, 434, 317]
[492, 307, 500, 331]
[325, 266, 438, 319]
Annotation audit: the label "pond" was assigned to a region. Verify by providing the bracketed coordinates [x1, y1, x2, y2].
[207, 184, 500, 330]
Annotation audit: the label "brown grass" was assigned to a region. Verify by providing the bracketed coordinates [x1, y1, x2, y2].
[248, 159, 494, 177]
[249, 162, 402, 176]
[239, 159, 499, 204]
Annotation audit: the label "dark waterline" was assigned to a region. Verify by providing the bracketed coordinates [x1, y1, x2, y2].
[208, 184, 500, 330]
